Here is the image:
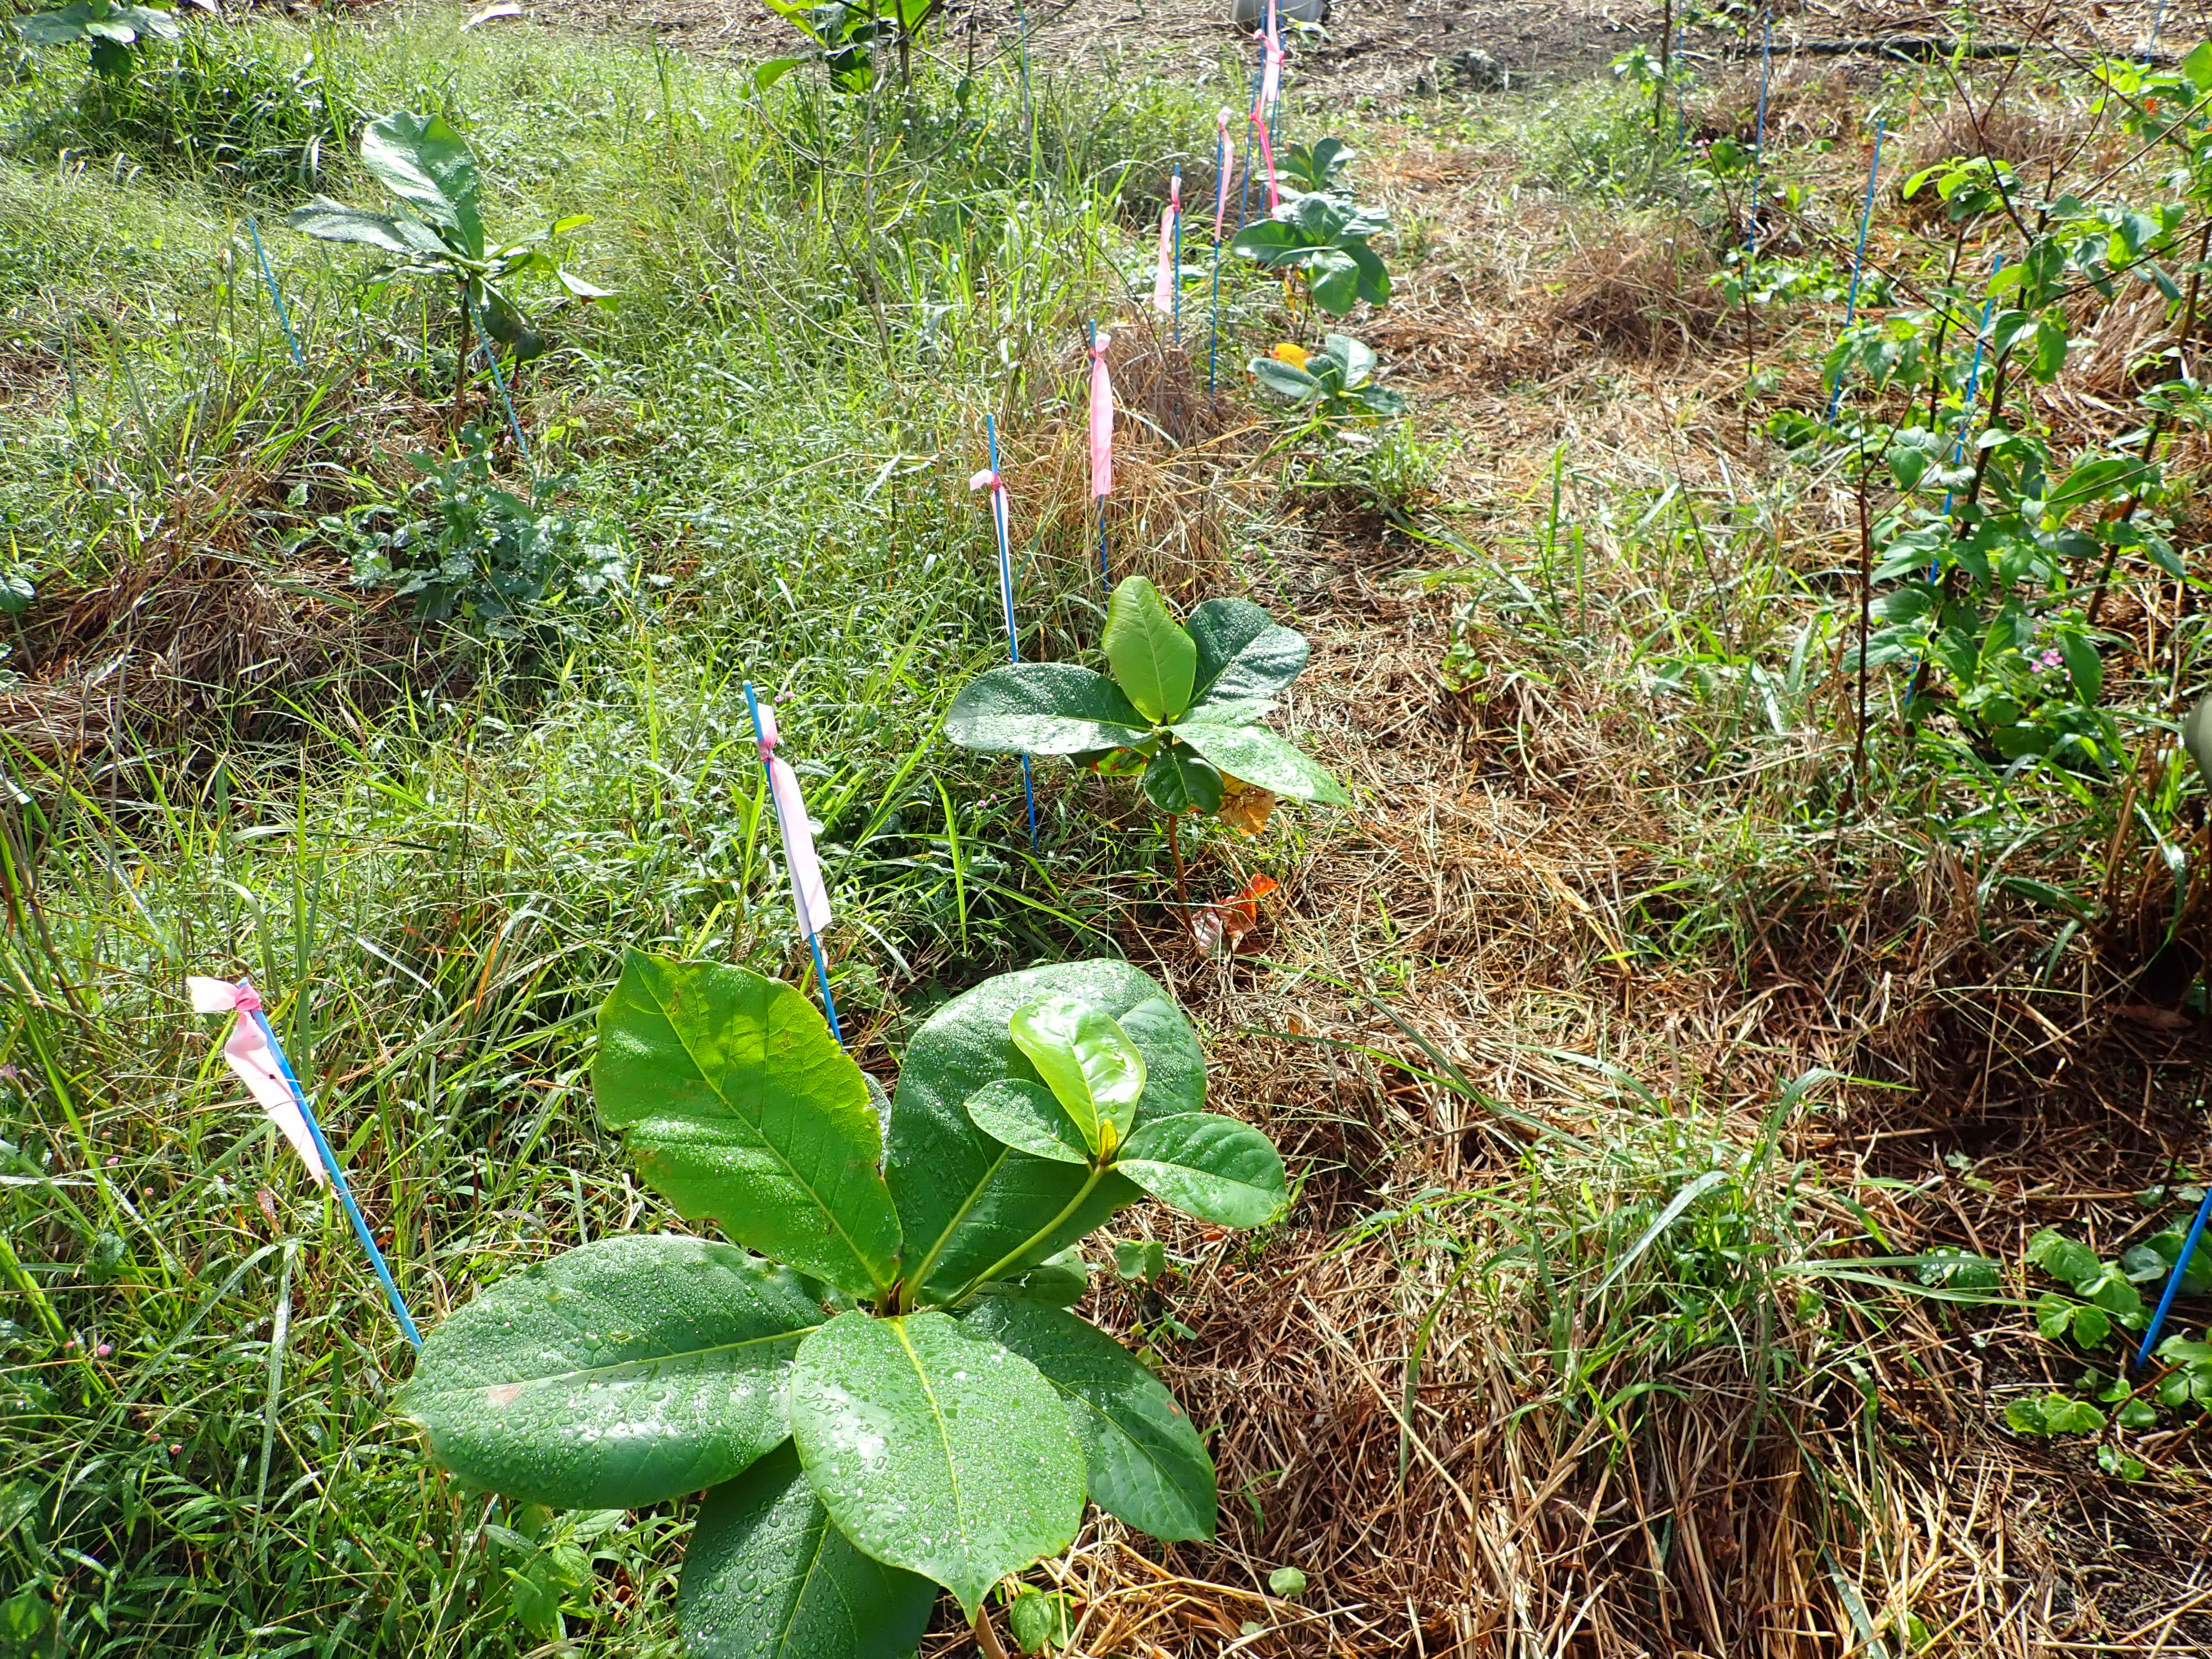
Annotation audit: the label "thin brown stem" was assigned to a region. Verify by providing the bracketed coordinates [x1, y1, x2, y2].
[973, 1604, 1010, 1659]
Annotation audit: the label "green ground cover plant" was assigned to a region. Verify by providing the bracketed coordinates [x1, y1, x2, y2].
[401, 953, 1279, 1650]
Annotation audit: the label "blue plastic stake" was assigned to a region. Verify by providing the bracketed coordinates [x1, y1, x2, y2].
[743, 681, 847, 1048]
[1172, 168, 1183, 347]
[2137, 1181, 2212, 1369]
[985, 415, 1039, 848]
[245, 217, 304, 368]
[1747, 16, 1772, 254]
[463, 293, 535, 479]
[1825, 117, 1888, 424]
[244, 1000, 421, 1348]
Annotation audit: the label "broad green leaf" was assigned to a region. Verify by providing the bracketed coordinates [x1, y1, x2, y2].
[964, 1079, 1093, 1165]
[1103, 577, 1198, 722]
[2025, 1229, 2102, 1290]
[789, 1312, 1084, 1618]
[18, 7, 95, 46]
[753, 55, 807, 90]
[2054, 633, 2102, 704]
[2034, 1293, 2075, 1342]
[2183, 692, 2212, 792]
[886, 962, 1203, 1300]
[679, 1442, 935, 1659]
[1177, 698, 1275, 727]
[2071, 1303, 2113, 1349]
[960, 1295, 1216, 1541]
[360, 112, 484, 259]
[1251, 357, 1322, 401]
[395, 1235, 819, 1509]
[1142, 743, 1224, 815]
[1115, 1113, 1286, 1228]
[1006, 1590, 1074, 1653]
[1186, 598, 1311, 705]
[1170, 721, 1347, 805]
[944, 664, 1155, 755]
[1009, 997, 1147, 1152]
[285, 199, 440, 258]
[594, 953, 901, 1297]
[1306, 247, 1361, 315]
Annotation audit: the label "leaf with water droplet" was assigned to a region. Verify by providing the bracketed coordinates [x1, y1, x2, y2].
[595, 953, 903, 1298]
[960, 1293, 1215, 1541]
[397, 1235, 820, 1509]
[790, 1311, 1084, 1618]
[680, 1441, 934, 1659]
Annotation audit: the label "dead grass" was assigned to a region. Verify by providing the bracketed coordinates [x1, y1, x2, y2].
[914, 45, 2212, 1657]
[5, 464, 444, 761]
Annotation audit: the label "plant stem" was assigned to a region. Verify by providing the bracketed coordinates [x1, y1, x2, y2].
[943, 1165, 1109, 1305]
[1166, 811, 1192, 937]
[973, 1604, 1011, 1659]
[452, 283, 473, 416]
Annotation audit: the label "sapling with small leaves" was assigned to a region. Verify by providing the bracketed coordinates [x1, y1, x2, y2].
[944, 576, 1347, 924]
[397, 952, 1286, 1658]
[287, 112, 607, 404]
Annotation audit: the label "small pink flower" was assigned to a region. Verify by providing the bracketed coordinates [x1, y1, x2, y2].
[96, 1343, 112, 1358]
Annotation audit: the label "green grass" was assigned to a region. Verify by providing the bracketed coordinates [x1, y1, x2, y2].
[0, 12, 1276, 1653]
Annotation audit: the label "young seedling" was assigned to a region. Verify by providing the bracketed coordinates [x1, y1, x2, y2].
[943, 576, 1346, 928]
[1231, 191, 1392, 317]
[397, 953, 1287, 1658]
[286, 112, 607, 406]
[10, 0, 180, 80]
[1250, 333, 1407, 424]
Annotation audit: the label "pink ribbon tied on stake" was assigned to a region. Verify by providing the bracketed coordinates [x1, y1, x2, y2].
[1214, 109, 1236, 239]
[1256, 27, 1284, 123]
[1154, 172, 1181, 315]
[187, 976, 326, 1185]
[1089, 330, 1114, 503]
[754, 700, 833, 943]
[186, 974, 423, 1345]
[968, 467, 1011, 551]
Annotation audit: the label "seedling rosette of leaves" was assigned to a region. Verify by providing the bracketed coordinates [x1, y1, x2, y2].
[1231, 191, 1392, 317]
[287, 112, 608, 403]
[11, 0, 181, 80]
[396, 952, 1287, 1656]
[1251, 334, 1407, 423]
[943, 576, 1347, 927]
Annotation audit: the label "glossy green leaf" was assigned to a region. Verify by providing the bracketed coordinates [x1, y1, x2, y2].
[2183, 691, 2212, 792]
[1185, 598, 1311, 708]
[1103, 576, 1198, 722]
[680, 1442, 935, 1659]
[395, 1235, 820, 1509]
[1009, 997, 1147, 1152]
[943, 664, 1155, 756]
[886, 962, 1203, 1300]
[1142, 743, 1225, 815]
[1251, 356, 1322, 401]
[789, 1312, 1085, 1618]
[1170, 721, 1347, 804]
[1115, 1113, 1287, 1228]
[1007, 1590, 1074, 1653]
[359, 112, 484, 258]
[285, 199, 443, 258]
[960, 1295, 1216, 1541]
[964, 1079, 1092, 1165]
[594, 953, 901, 1297]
